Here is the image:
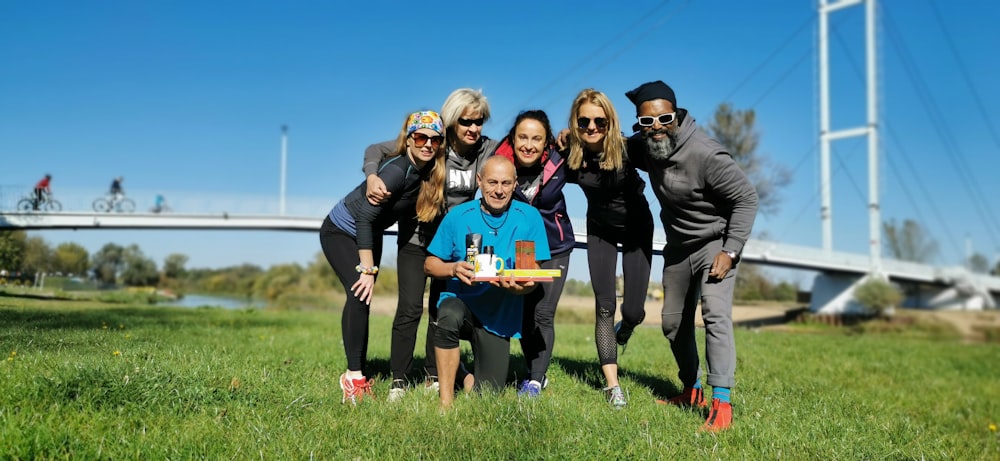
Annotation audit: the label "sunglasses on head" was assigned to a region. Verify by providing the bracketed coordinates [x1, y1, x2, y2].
[636, 112, 676, 127]
[576, 117, 609, 130]
[411, 132, 444, 148]
[457, 117, 485, 127]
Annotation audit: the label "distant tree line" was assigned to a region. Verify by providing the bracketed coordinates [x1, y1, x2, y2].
[1, 229, 816, 307]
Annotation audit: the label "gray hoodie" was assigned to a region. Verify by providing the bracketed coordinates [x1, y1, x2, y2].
[627, 110, 758, 256]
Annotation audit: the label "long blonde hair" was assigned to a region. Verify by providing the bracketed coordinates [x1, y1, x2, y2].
[416, 147, 446, 223]
[567, 89, 625, 171]
[391, 114, 446, 223]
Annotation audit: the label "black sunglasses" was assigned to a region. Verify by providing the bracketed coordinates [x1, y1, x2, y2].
[636, 112, 676, 127]
[411, 132, 444, 148]
[457, 117, 485, 127]
[576, 117, 609, 130]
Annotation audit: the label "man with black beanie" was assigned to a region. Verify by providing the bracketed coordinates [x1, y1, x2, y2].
[625, 80, 759, 432]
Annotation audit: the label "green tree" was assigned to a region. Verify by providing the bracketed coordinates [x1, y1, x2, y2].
[163, 253, 189, 279]
[0, 230, 27, 272]
[853, 277, 902, 317]
[707, 103, 792, 216]
[305, 252, 341, 292]
[968, 252, 990, 274]
[21, 236, 53, 274]
[254, 263, 304, 302]
[91, 243, 125, 285]
[563, 279, 594, 297]
[883, 219, 938, 263]
[52, 242, 90, 276]
[120, 244, 158, 286]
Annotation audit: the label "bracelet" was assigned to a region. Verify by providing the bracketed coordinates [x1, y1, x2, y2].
[355, 265, 379, 275]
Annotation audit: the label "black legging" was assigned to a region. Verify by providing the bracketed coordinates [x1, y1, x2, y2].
[519, 250, 571, 382]
[390, 242, 431, 381]
[587, 227, 652, 366]
[389, 243, 446, 381]
[435, 296, 510, 392]
[319, 216, 383, 373]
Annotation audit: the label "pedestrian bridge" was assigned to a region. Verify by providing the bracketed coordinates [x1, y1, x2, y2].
[2, 211, 997, 312]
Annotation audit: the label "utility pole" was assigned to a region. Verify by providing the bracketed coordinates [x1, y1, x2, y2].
[280, 125, 288, 216]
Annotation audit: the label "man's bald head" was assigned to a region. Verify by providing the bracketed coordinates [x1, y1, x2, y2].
[478, 156, 517, 214]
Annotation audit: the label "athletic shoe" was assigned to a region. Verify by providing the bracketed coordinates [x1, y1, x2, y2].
[340, 373, 375, 405]
[701, 398, 733, 432]
[656, 387, 707, 408]
[604, 385, 627, 409]
[614, 320, 636, 353]
[424, 375, 439, 394]
[517, 380, 542, 398]
[524, 372, 550, 389]
[388, 379, 406, 402]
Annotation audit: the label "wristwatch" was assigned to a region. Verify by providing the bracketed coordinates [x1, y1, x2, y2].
[724, 250, 737, 260]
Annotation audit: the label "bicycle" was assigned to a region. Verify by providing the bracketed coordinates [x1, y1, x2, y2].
[17, 191, 62, 212]
[93, 195, 136, 213]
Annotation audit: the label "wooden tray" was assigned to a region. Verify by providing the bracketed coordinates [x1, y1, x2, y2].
[470, 269, 561, 283]
[470, 276, 554, 282]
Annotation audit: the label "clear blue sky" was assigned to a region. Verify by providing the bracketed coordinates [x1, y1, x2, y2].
[3, 1, 999, 282]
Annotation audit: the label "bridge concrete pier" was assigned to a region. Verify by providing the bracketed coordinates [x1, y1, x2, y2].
[810, 273, 874, 315]
[810, 271, 997, 314]
[922, 283, 997, 311]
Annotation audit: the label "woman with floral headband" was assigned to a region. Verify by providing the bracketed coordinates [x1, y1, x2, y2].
[363, 88, 499, 400]
[320, 110, 447, 405]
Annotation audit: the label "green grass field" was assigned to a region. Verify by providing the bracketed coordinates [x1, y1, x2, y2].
[2, 291, 999, 460]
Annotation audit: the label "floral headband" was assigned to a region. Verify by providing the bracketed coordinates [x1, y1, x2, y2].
[406, 110, 444, 135]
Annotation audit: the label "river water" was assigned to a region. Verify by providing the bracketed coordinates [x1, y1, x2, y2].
[159, 294, 265, 309]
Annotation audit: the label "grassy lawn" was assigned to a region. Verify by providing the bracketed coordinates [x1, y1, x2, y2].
[2, 290, 999, 460]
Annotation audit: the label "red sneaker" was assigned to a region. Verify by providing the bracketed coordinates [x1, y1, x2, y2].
[656, 387, 706, 408]
[340, 373, 376, 405]
[700, 398, 733, 432]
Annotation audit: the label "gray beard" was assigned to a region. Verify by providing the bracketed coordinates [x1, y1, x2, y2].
[643, 128, 676, 161]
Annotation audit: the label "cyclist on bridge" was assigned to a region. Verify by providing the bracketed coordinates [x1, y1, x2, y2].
[109, 176, 124, 201]
[33, 174, 52, 210]
[151, 194, 169, 213]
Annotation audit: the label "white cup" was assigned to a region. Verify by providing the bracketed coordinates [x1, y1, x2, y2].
[474, 254, 505, 277]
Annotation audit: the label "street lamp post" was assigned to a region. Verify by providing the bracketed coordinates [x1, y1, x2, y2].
[280, 125, 288, 216]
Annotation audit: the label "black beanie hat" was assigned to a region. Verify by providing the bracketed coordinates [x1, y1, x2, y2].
[625, 81, 677, 114]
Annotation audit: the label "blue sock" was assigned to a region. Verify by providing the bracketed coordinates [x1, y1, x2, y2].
[692, 379, 702, 390]
[712, 387, 731, 403]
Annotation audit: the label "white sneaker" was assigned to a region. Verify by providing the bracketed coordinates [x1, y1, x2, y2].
[424, 376, 439, 393]
[388, 379, 406, 402]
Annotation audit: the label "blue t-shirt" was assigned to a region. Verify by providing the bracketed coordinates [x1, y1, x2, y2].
[427, 199, 551, 339]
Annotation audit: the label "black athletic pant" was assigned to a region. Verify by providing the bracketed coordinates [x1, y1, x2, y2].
[519, 250, 571, 382]
[390, 242, 430, 381]
[435, 296, 510, 392]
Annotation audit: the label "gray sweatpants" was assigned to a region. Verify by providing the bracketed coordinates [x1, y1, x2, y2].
[660, 238, 737, 389]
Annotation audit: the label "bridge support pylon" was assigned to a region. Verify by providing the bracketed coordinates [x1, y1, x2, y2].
[810, 272, 882, 315]
[810, 271, 998, 314]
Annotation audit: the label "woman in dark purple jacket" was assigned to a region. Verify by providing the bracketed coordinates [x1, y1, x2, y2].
[493, 109, 575, 397]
